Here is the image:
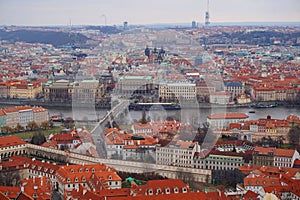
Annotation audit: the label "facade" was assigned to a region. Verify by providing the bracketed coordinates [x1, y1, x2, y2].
[236, 94, 251, 104]
[159, 82, 196, 102]
[0, 106, 49, 129]
[17, 106, 34, 128]
[195, 81, 216, 102]
[156, 141, 199, 167]
[55, 164, 122, 196]
[0, 110, 6, 131]
[105, 128, 157, 161]
[72, 80, 105, 103]
[116, 75, 153, 95]
[209, 91, 231, 104]
[252, 147, 299, 168]
[207, 113, 249, 129]
[32, 106, 49, 125]
[50, 129, 82, 150]
[224, 82, 244, 99]
[0, 82, 9, 98]
[8, 80, 42, 99]
[3, 107, 19, 128]
[44, 80, 73, 102]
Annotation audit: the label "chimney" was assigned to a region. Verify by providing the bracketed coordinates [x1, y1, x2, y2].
[83, 188, 87, 195]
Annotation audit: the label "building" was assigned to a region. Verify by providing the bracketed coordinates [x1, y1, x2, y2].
[2, 107, 19, 128]
[19, 177, 53, 200]
[195, 81, 216, 102]
[55, 164, 122, 196]
[236, 94, 251, 104]
[156, 140, 199, 167]
[0, 156, 59, 185]
[224, 82, 244, 99]
[0, 82, 9, 98]
[8, 80, 42, 99]
[44, 80, 73, 103]
[209, 91, 231, 104]
[105, 128, 157, 161]
[0, 110, 6, 131]
[238, 165, 300, 199]
[50, 129, 83, 150]
[32, 106, 49, 125]
[17, 106, 34, 128]
[0, 106, 49, 129]
[116, 75, 153, 95]
[207, 113, 249, 129]
[159, 82, 196, 102]
[72, 80, 105, 104]
[252, 146, 299, 168]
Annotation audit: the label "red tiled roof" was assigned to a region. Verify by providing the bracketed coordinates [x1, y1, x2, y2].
[208, 113, 249, 119]
[0, 136, 26, 148]
[0, 187, 20, 199]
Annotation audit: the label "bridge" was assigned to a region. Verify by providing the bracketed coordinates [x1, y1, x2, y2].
[90, 99, 129, 158]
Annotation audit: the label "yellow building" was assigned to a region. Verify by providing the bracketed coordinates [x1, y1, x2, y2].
[9, 81, 42, 99]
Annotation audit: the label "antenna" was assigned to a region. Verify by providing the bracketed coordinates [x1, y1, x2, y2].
[205, 0, 210, 26]
[101, 14, 107, 26]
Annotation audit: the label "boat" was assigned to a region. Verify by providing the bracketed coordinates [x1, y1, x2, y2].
[249, 110, 256, 113]
[128, 102, 181, 111]
[251, 103, 278, 109]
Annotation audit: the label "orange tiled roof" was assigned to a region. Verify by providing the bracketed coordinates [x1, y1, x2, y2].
[208, 113, 249, 119]
[0, 187, 20, 199]
[0, 136, 26, 148]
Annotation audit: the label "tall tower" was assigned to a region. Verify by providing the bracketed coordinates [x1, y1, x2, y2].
[205, 0, 210, 26]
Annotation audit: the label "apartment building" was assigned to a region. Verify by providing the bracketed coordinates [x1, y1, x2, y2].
[116, 75, 153, 95]
[252, 146, 299, 168]
[207, 113, 249, 129]
[156, 141, 199, 167]
[159, 82, 196, 102]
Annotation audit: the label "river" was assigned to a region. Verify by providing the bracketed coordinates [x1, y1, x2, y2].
[47, 105, 300, 126]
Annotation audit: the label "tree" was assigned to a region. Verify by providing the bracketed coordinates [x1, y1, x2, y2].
[15, 123, 25, 132]
[1, 126, 14, 134]
[288, 125, 300, 151]
[139, 108, 148, 124]
[0, 171, 21, 186]
[41, 121, 50, 130]
[63, 117, 74, 129]
[30, 131, 46, 145]
[27, 121, 39, 131]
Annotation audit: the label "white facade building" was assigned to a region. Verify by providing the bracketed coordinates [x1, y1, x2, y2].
[159, 82, 196, 102]
[207, 113, 249, 129]
[156, 141, 200, 167]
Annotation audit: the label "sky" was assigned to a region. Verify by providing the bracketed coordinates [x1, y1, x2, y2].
[0, 0, 299, 26]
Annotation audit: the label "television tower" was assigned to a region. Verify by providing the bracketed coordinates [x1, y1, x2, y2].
[205, 0, 210, 26]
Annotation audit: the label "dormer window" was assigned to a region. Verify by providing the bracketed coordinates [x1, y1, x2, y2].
[174, 187, 179, 193]
[148, 189, 153, 195]
[82, 176, 86, 182]
[70, 168, 74, 173]
[165, 188, 170, 194]
[108, 175, 112, 180]
[156, 188, 161, 194]
[79, 168, 82, 173]
[92, 168, 95, 173]
[75, 177, 78, 182]
[182, 187, 187, 193]
[67, 178, 70, 183]
[85, 168, 89, 172]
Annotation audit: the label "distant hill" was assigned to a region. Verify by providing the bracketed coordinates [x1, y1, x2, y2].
[85, 26, 123, 34]
[0, 30, 90, 47]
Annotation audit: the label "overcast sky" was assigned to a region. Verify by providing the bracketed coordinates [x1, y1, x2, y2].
[0, 0, 299, 26]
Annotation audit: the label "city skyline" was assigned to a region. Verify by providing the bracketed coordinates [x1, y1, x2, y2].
[0, 0, 299, 26]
